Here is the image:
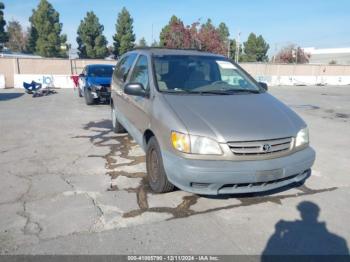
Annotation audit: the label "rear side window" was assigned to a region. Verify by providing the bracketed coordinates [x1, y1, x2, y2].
[115, 53, 137, 82]
[129, 55, 149, 90]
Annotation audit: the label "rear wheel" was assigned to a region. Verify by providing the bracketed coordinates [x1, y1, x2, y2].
[84, 88, 94, 105]
[146, 137, 174, 193]
[111, 105, 126, 133]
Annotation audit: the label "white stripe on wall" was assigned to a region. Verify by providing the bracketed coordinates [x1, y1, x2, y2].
[0, 75, 5, 89]
[14, 74, 75, 89]
[256, 75, 350, 86]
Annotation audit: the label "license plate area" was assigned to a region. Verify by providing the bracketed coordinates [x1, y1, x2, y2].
[255, 169, 284, 182]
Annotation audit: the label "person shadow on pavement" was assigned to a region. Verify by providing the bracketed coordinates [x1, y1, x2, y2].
[262, 201, 349, 259]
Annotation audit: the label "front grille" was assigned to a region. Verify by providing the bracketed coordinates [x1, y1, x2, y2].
[220, 173, 300, 190]
[100, 84, 110, 92]
[228, 137, 293, 156]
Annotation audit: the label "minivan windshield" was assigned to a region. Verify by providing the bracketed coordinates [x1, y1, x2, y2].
[88, 66, 114, 78]
[153, 55, 262, 94]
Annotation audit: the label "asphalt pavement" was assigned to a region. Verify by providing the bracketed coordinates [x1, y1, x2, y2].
[0, 86, 349, 255]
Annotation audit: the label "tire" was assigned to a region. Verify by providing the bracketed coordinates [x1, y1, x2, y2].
[146, 136, 174, 193]
[111, 105, 126, 133]
[78, 87, 83, 97]
[84, 88, 94, 105]
[94, 97, 101, 104]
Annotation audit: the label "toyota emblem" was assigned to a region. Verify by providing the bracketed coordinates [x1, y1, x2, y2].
[262, 144, 271, 152]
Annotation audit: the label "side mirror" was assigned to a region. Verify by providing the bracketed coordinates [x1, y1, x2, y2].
[79, 73, 85, 78]
[124, 83, 146, 97]
[258, 82, 268, 91]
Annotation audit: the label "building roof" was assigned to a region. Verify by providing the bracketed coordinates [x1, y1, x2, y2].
[302, 47, 350, 65]
[0, 51, 42, 59]
[303, 47, 350, 55]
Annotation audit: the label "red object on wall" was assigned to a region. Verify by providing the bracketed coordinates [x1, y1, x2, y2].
[70, 75, 79, 88]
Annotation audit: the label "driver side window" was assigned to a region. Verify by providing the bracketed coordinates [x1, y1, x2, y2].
[115, 54, 137, 83]
[129, 55, 149, 90]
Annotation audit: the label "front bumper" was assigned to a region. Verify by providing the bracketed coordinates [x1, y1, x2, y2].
[90, 86, 111, 99]
[162, 147, 316, 195]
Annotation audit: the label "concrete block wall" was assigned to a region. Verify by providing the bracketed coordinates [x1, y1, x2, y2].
[0, 58, 116, 88]
[1, 57, 350, 88]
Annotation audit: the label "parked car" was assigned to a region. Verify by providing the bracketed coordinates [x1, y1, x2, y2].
[78, 64, 114, 105]
[110, 48, 316, 195]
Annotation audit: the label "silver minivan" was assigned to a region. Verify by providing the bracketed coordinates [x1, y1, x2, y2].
[110, 48, 315, 195]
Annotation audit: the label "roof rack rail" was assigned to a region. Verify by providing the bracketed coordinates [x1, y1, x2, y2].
[131, 47, 203, 52]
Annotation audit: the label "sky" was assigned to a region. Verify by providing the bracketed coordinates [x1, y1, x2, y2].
[2, 0, 350, 55]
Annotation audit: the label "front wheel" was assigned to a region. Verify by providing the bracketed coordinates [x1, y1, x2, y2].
[78, 87, 83, 97]
[146, 137, 174, 193]
[84, 88, 94, 105]
[111, 106, 126, 133]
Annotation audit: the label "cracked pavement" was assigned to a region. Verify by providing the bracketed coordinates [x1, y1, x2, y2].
[0, 86, 349, 254]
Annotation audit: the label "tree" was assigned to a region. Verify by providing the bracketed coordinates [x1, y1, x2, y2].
[275, 44, 310, 64]
[197, 19, 226, 55]
[202, 18, 213, 30]
[77, 11, 108, 59]
[241, 33, 269, 62]
[26, 26, 38, 54]
[159, 17, 226, 55]
[229, 39, 243, 61]
[107, 45, 114, 56]
[113, 7, 135, 57]
[255, 35, 269, 61]
[159, 15, 182, 47]
[137, 37, 147, 47]
[218, 22, 230, 42]
[160, 17, 194, 49]
[28, 0, 67, 57]
[6, 20, 27, 52]
[0, 2, 8, 51]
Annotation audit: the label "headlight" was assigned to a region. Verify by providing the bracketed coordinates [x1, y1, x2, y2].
[90, 84, 102, 90]
[171, 131, 222, 155]
[190, 135, 223, 155]
[295, 127, 309, 147]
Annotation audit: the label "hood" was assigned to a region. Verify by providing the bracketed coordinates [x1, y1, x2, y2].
[163, 93, 305, 143]
[87, 77, 111, 86]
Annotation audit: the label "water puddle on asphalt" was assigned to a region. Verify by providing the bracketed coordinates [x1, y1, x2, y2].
[74, 119, 339, 222]
[322, 110, 350, 121]
[290, 104, 320, 110]
[335, 113, 350, 119]
[290, 105, 349, 122]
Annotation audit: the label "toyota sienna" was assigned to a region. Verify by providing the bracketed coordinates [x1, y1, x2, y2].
[110, 48, 315, 195]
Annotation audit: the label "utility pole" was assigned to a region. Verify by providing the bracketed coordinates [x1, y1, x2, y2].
[273, 43, 278, 63]
[151, 24, 154, 45]
[292, 48, 296, 64]
[227, 39, 231, 58]
[235, 31, 241, 63]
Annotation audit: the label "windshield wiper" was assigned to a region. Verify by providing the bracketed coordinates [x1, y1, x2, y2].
[226, 89, 260, 94]
[192, 90, 233, 95]
[193, 89, 260, 95]
[162, 89, 260, 95]
[163, 90, 232, 95]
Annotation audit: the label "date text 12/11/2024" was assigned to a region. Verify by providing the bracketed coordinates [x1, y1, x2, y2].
[127, 255, 220, 261]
